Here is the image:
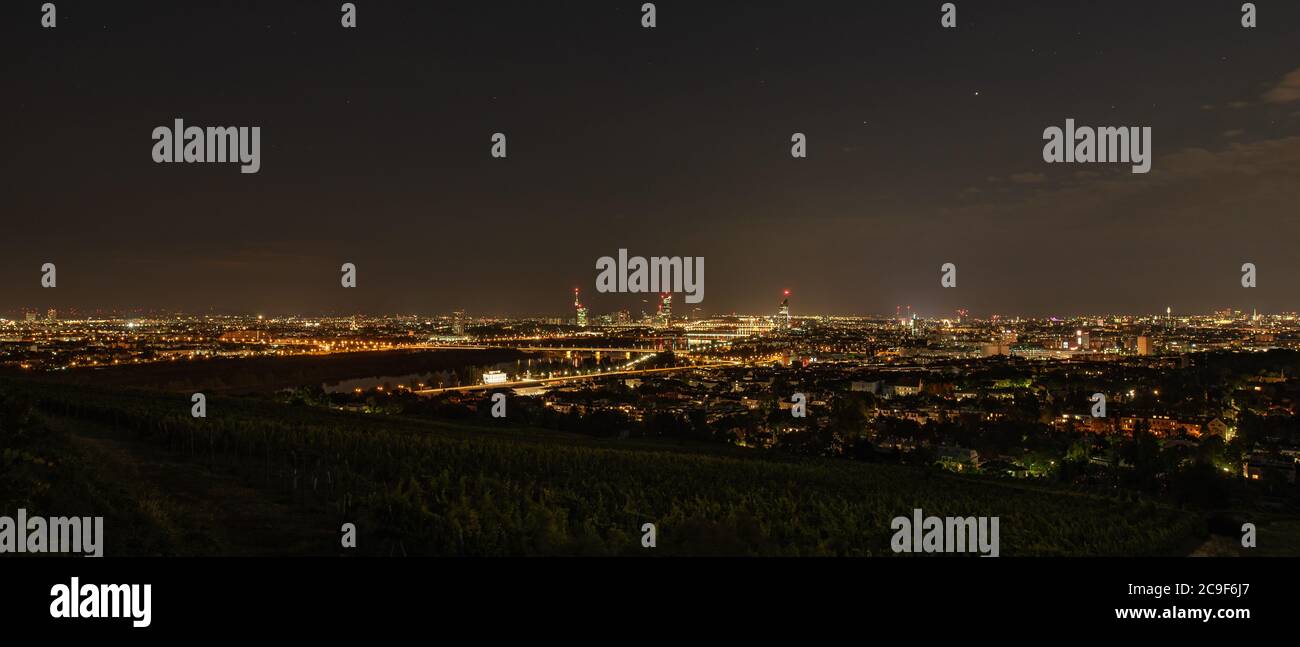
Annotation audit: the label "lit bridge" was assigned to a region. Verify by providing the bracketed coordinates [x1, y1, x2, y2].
[412, 361, 737, 395]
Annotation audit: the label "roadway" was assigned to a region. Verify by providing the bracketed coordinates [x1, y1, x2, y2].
[410, 344, 670, 354]
[412, 361, 737, 395]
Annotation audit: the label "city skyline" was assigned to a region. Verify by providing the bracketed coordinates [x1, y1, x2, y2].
[0, 299, 1293, 321]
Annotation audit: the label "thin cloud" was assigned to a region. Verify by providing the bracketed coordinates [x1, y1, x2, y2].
[1008, 172, 1047, 184]
[948, 136, 1300, 221]
[1263, 67, 1300, 104]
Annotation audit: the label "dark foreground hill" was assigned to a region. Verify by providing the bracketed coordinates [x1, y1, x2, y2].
[1, 379, 1206, 556]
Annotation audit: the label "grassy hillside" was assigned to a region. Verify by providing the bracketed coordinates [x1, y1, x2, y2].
[1, 380, 1205, 556]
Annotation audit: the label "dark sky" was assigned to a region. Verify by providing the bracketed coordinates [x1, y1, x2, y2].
[3, 1, 1299, 318]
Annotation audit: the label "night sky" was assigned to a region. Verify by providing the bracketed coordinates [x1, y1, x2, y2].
[3, 1, 1299, 318]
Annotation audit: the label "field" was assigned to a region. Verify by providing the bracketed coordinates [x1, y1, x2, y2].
[1, 379, 1209, 556]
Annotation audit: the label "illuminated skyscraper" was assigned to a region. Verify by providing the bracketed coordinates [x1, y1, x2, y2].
[452, 310, 465, 335]
[657, 293, 672, 327]
[777, 290, 790, 329]
[574, 288, 588, 327]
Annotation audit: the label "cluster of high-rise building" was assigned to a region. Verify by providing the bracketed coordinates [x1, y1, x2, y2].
[20, 309, 56, 323]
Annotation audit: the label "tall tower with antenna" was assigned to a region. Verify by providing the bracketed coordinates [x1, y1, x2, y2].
[656, 293, 672, 328]
[574, 288, 588, 327]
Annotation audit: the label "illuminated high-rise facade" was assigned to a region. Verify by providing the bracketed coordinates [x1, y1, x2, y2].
[1136, 335, 1151, 356]
[574, 288, 588, 327]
